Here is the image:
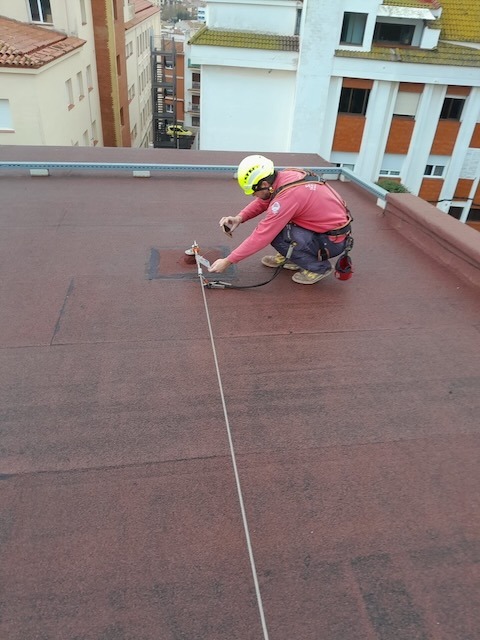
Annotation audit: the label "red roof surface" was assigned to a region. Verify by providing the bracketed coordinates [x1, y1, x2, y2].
[0, 145, 479, 640]
[0, 16, 85, 69]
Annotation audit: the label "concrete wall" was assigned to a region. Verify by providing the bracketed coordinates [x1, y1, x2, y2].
[385, 193, 480, 288]
[207, 0, 299, 34]
[200, 65, 295, 151]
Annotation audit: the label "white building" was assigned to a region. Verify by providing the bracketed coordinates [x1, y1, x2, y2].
[125, 3, 162, 147]
[189, 0, 480, 224]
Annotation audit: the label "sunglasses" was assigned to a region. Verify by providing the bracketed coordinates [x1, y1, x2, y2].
[252, 182, 269, 193]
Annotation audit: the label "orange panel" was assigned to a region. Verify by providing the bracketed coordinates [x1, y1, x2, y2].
[385, 117, 415, 154]
[399, 82, 424, 93]
[332, 114, 365, 152]
[342, 78, 373, 89]
[470, 124, 480, 148]
[418, 178, 443, 203]
[431, 121, 460, 155]
[454, 179, 474, 200]
[447, 86, 470, 96]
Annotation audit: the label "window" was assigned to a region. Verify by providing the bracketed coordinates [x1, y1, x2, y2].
[80, 0, 87, 25]
[393, 91, 420, 117]
[86, 65, 93, 91]
[166, 104, 174, 113]
[192, 117, 200, 127]
[294, 8, 302, 35]
[467, 208, 480, 222]
[440, 97, 464, 120]
[339, 88, 370, 115]
[379, 169, 401, 176]
[128, 84, 135, 102]
[77, 72, 84, 99]
[126, 42, 133, 58]
[424, 165, 445, 177]
[447, 206, 463, 220]
[373, 22, 415, 45]
[0, 99, 14, 130]
[29, 0, 52, 22]
[65, 78, 74, 108]
[340, 13, 367, 46]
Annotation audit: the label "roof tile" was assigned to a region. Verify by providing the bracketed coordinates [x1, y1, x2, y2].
[335, 41, 480, 67]
[0, 15, 85, 69]
[383, 0, 480, 42]
[188, 27, 299, 52]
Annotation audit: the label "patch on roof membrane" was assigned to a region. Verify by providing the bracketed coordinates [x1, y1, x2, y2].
[147, 247, 231, 280]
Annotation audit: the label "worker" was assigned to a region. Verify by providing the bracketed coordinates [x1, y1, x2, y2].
[208, 154, 353, 284]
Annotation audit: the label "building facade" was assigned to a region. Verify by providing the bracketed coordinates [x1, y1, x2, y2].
[0, 0, 161, 148]
[0, 0, 102, 147]
[189, 0, 480, 226]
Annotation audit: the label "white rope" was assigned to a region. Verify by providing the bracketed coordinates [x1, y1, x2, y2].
[197, 267, 270, 640]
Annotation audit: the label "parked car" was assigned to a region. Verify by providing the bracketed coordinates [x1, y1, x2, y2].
[166, 124, 193, 137]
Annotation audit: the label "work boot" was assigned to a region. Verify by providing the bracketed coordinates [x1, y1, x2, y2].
[261, 253, 299, 270]
[292, 268, 333, 284]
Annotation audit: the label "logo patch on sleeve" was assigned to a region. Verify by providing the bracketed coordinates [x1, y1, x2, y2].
[271, 202, 281, 214]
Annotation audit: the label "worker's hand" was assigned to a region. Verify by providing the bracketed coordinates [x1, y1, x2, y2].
[219, 215, 241, 234]
[208, 258, 232, 273]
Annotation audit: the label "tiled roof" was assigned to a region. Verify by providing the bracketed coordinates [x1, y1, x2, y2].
[383, 0, 441, 8]
[434, 0, 480, 42]
[125, 0, 160, 30]
[335, 40, 480, 67]
[383, 0, 480, 42]
[188, 26, 299, 51]
[134, 0, 155, 11]
[0, 15, 84, 69]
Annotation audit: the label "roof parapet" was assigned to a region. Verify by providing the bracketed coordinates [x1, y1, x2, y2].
[385, 193, 480, 289]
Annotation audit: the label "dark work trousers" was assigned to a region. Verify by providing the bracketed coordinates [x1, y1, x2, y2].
[271, 224, 347, 273]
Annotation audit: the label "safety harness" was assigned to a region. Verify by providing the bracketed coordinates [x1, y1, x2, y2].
[204, 169, 354, 289]
[274, 169, 354, 279]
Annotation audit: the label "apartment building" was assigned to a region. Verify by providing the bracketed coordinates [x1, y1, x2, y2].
[93, 0, 161, 147]
[0, 0, 102, 147]
[189, 0, 480, 226]
[152, 22, 203, 147]
[0, 0, 161, 148]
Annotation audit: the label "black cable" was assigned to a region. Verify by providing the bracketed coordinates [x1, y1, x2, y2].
[205, 264, 284, 289]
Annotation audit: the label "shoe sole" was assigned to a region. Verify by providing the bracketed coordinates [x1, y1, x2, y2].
[292, 269, 333, 284]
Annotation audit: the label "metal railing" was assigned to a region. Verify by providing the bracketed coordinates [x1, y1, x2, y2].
[0, 161, 388, 201]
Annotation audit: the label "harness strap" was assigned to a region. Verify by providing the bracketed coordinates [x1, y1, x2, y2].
[272, 170, 323, 199]
[272, 168, 353, 236]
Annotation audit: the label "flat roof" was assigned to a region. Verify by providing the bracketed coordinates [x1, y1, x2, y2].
[1, 146, 479, 639]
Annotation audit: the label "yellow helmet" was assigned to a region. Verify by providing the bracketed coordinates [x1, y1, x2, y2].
[237, 154, 275, 195]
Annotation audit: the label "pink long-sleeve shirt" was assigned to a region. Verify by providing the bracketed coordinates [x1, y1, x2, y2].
[227, 170, 350, 264]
